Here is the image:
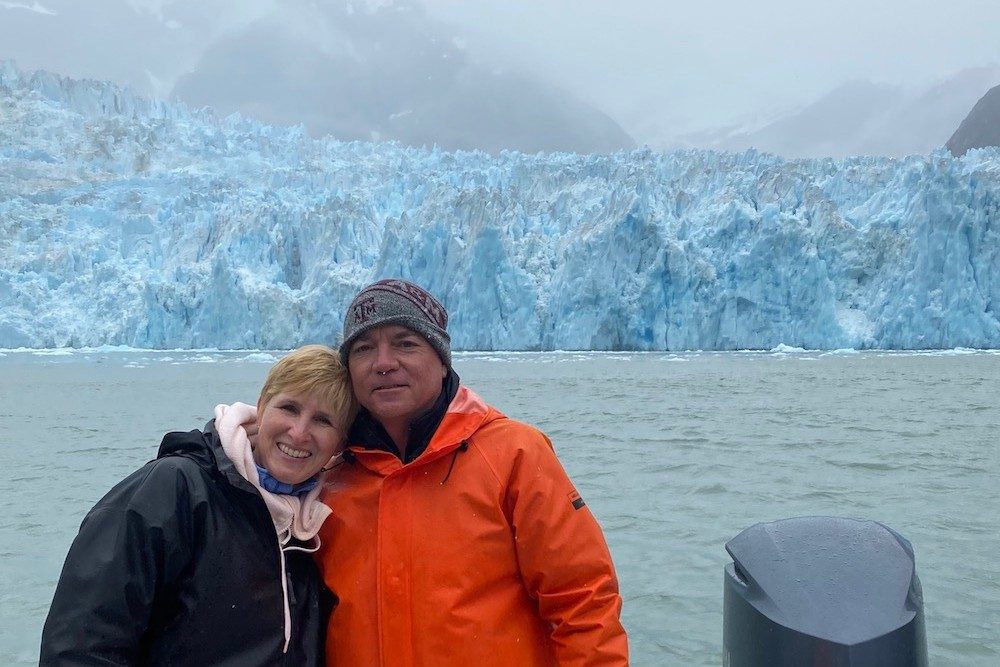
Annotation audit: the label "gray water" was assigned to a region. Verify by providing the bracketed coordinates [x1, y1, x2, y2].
[1, 349, 998, 665]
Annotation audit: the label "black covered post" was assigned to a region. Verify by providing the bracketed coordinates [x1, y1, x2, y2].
[723, 516, 927, 667]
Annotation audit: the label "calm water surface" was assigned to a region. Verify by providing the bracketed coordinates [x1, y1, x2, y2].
[1, 349, 998, 665]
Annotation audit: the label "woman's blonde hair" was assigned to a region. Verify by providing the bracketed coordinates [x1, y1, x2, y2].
[258, 345, 357, 431]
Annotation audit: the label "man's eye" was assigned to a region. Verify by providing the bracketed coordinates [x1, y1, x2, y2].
[351, 344, 373, 355]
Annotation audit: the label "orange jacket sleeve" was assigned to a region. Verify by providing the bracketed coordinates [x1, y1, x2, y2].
[503, 426, 629, 666]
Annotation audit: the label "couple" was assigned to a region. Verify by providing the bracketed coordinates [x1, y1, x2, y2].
[41, 279, 629, 666]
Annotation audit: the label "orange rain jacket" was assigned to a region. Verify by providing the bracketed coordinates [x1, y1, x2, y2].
[316, 385, 628, 667]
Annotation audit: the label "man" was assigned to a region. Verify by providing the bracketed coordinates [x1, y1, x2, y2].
[317, 278, 629, 666]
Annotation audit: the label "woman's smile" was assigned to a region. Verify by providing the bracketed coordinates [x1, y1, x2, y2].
[276, 442, 311, 459]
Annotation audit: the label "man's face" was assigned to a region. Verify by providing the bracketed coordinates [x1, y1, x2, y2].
[347, 324, 447, 430]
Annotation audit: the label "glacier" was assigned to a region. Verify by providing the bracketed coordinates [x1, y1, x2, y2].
[2, 62, 999, 351]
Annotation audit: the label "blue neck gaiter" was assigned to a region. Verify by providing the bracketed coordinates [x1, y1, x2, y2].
[255, 464, 319, 497]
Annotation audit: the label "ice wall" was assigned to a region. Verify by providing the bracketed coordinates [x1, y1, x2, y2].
[2, 63, 999, 350]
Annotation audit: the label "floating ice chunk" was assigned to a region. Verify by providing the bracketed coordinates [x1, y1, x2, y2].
[770, 344, 808, 354]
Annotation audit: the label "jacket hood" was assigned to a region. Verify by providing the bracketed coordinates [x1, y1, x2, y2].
[429, 385, 504, 454]
[157, 425, 215, 464]
[156, 420, 255, 497]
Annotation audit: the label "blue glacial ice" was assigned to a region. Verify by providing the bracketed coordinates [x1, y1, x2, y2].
[1, 63, 999, 351]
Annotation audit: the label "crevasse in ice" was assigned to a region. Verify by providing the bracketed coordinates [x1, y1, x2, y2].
[2, 62, 999, 350]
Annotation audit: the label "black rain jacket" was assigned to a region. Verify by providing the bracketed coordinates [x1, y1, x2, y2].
[40, 421, 330, 666]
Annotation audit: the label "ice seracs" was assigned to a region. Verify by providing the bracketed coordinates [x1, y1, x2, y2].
[1, 63, 999, 351]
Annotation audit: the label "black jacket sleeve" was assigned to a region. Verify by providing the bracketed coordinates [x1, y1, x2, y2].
[40, 457, 199, 666]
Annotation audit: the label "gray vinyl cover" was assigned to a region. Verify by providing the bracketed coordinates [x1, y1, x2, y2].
[723, 516, 927, 666]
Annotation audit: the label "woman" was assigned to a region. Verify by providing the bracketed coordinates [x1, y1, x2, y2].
[40, 345, 355, 666]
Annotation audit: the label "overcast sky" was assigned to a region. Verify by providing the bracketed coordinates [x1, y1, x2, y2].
[2, 0, 999, 144]
[421, 0, 1000, 136]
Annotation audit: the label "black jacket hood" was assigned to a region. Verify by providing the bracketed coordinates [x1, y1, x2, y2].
[156, 419, 257, 496]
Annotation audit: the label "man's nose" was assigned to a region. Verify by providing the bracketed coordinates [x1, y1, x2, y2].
[373, 342, 397, 372]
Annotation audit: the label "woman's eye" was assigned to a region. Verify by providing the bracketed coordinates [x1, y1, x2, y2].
[279, 404, 298, 414]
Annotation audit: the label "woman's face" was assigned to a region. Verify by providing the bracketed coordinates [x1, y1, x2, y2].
[254, 390, 345, 485]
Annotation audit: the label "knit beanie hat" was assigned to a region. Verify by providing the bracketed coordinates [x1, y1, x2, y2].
[340, 279, 451, 367]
